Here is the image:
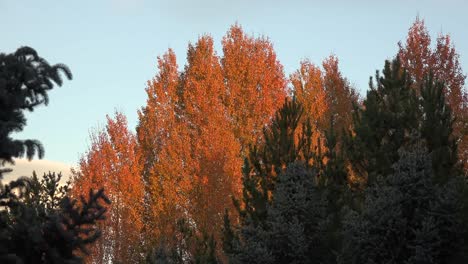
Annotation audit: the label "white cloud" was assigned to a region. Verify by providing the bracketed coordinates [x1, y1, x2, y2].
[3, 159, 75, 184]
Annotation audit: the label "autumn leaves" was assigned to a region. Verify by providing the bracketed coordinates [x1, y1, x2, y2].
[136, 26, 288, 244]
[69, 19, 467, 263]
[71, 25, 360, 263]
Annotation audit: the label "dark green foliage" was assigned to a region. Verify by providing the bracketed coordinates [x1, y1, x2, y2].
[317, 117, 353, 263]
[24, 171, 71, 211]
[228, 162, 329, 263]
[0, 47, 109, 263]
[225, 99, 321, 262]
[346, 58, 420, 185]
[225, 99, 355, 263]
[340, 57, 468, 263]
[420, 73, 459, 182]
[347, 58, 461, 186]
[0, 174, 111, 264]
[146, 218, 220, 264]
[320, 117, 348, 187]
[0, 47, 72, 176]
[264, 162, 327, 263]
[233, 98, 315, 228]
[221, 55, 468, 263]
[341, 145, 465, 264]
[145, 240, 177, 264]
[228, 222, 272, 264]
[221, 209, 237, 256]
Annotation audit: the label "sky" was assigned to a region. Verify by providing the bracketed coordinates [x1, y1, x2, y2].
[1, 0, 467, 178]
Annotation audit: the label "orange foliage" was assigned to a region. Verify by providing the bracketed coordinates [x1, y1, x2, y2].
[290, 56, 358, 149]
[68, 22, 466, 261]
[398, 17, 433, 86]
[71, 112, 144, 264]
[290, 56, 358, 183]
[291, 56, 358, 132]
[290, 60, 328, 161]
[433, 35, 468, 172]
[180, 35, 242, 235]
[398, 17, 467, 172]
[136, 26, 288, 248]
[222, 24, 287, 150]
[322, 55, 359, 133]
[290, 59, 328, 128]
[136, 49, 184, 242]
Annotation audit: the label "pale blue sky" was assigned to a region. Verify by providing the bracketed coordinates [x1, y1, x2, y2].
[1, 0, 467, 167]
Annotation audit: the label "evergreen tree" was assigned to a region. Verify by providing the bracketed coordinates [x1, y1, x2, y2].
[146, 218, 220, 264]
[0, 47, 110, 263]
[224, 98, 316, 260]
[346, 58, 420, 185]
[420, 73, 459, 182]
[23, 171, 70, 211]
[348, 58, 460, 185]
[343, 57, 467, 263]
[398, 17, 467, 173]
[221, 209, 237, 257]
[264, 162, 327, 263]
[0, 47, 72, 177]
[341, 144, 465, 264]
[228, 162, 333, 264]
[0, 183, 110, 264]
[224, 98, 350, 263]
[320, 116, 348, 187]
[228, 162, 327, 264]
[318, 117, 352, 263]
[233, 98, 315, 227]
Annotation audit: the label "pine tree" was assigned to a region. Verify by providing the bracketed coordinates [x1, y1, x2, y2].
[145, 218, 221, 264]
[0, 46, 109, 263]
[346, 58, 420, 185]
[221, 209, 237, 257]
[0, 47, 72, 177]
[224, 98, 320, 262]
[398, 17, 468, 173]
[0, 183, 110, 264]
[348, 58, 460, 185]
[234, 98, 315, 227]
[341, 145, 465, 264]
[420, 73, 459, 182]
[321, 117, 348, 187]
[264, 162, 327, 263]
[23, 171, 71, 211]
[317, 117, 352, 263]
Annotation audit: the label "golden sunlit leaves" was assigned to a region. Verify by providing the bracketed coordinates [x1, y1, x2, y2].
[135, 25, 289, 247]
[72, 112, 144, 263]
[291, 59, 327, 128]
[71, 19, 467, 262]
[181, 35, 242, 236]
[322, 55, 359, 133]
[398, 17, 467, 172]
[398, 17, 432, 87]
[222, 24, 287, 150]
